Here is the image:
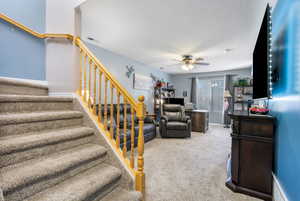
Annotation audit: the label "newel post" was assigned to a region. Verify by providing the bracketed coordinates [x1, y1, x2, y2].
[135, 96, 145, 197]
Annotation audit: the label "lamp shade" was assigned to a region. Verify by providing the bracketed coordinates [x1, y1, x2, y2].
[224, 90, 232, 98]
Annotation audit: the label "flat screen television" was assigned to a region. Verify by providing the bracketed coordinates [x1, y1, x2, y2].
[252, 4, 272, 99]
[164, 98, 184, 106]
[272, 26, 287, 87]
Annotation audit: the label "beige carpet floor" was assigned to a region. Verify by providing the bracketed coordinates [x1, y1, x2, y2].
[144, 125, 261, 201]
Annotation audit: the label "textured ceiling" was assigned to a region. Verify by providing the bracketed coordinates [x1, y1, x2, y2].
[80, 0, 277, 74]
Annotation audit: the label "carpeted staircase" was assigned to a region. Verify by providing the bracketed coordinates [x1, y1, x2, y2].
[0, 78, 142, 201]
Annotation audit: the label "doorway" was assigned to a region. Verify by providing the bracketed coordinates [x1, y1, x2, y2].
[197, 77, 225, 124]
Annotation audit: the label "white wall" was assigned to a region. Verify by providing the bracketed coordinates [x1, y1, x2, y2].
[45, 0, 87, 94]
[170, 76, 192, 103]
[85, 41, 171, 113]
[45, 0, 169, 113]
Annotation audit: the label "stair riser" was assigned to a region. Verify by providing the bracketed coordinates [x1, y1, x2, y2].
[100, 188, 142, 201]
[0, 118, 83, 137]
[0, 135, 95, 168]
[0, 102, 73, 113]
[4, 156, 106, 201]
[91, 178, 121, 201]
[0, 84, 48, 96]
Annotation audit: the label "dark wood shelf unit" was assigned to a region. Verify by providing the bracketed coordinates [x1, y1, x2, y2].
[154, 87, 175, 121]
[232, 86, 253, 112]
[226, 113, 276, 201]
[161, 88, 176, 92]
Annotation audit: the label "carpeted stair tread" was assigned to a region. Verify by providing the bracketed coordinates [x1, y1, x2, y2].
[0, 111, 83, 125]
[0, 94, 73, 102]
[0, 77, 48, 96]
[0, 77, 48, 90]
[0, 127, 95, 154]
[101, 187, 142, 201]
[24, 164, 122, 201]
[0, 92, 136, 200]
[0, 144, 107, 194]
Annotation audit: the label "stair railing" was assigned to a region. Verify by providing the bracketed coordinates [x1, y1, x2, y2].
[75, 38, 145, 195]
[0, 13, 145, 197]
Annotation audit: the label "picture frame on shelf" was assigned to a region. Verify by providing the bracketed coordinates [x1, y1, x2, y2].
[243, 87, 253, 95]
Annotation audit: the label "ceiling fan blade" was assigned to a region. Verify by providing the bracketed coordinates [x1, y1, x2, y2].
[164, 63, 181, 67]
[194, 62, 210, 66]
[172, 58, 183, 62]
[195, 57, 204, 61]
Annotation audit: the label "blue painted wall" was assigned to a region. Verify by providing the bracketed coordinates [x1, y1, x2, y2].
[0, 0, 46, 80]
[271, 0, 300, 200]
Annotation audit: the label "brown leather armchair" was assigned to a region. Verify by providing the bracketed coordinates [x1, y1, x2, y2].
[159, 104, 191, 138]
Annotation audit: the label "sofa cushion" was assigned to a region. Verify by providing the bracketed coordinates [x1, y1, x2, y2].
[117, 125, 156, 150]
[117, 123, 155, 140]
[143, 123, 156, 133]
[135, 123, 155, 135]
[112, 104, 139, 128]
[119, 130, 157, 151]
[167, 121, 188, 130]
[119, 130, 132, 140]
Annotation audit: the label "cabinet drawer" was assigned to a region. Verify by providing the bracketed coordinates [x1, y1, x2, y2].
[240, 119, 274, 138]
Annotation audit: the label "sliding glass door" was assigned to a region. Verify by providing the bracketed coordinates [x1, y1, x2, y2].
[198, 79, 211, 111]
[210, 79, 224, 124]
[197, 77, 224, 124]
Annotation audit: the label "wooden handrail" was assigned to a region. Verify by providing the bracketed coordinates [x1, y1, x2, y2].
[0, 12, 135, 107]
[0, 13, 73, 40]
[77, 40, 146, 196]
[77, 38, 145, 197]
[75, 38, 138, 108]
[1, 12, 145, 197]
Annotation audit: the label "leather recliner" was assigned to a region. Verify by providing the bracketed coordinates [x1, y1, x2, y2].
[160, 104, 191, 138]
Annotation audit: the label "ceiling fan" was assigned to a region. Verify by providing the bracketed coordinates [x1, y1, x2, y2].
[176, 55, 210, 71]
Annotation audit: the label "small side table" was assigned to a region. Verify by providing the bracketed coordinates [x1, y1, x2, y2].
[146, 114, 158, 126]
[191, 110, 209, 133]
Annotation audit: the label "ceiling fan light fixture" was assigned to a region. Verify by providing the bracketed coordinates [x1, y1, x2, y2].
[182, 64, 189, 71]
[178, 54, 209, 71]
[187, 64, 194, 70]
[182, 64, 194, 71]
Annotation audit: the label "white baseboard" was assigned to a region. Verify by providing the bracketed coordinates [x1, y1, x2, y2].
[273, 173, 289, 201]
[209, 123, 223, 126]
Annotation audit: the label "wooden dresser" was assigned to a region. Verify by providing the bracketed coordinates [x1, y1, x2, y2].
[186, 110, 209, 133]
[226, 112, 275, 201]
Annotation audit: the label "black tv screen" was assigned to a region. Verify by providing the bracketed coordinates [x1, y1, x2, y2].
[164, 98, 184, 106]
[253, 5, 271, 99]
[272, 26, 287, 86]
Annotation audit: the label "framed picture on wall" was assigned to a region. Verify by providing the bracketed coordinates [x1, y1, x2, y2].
[133, 73, 153, 90]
